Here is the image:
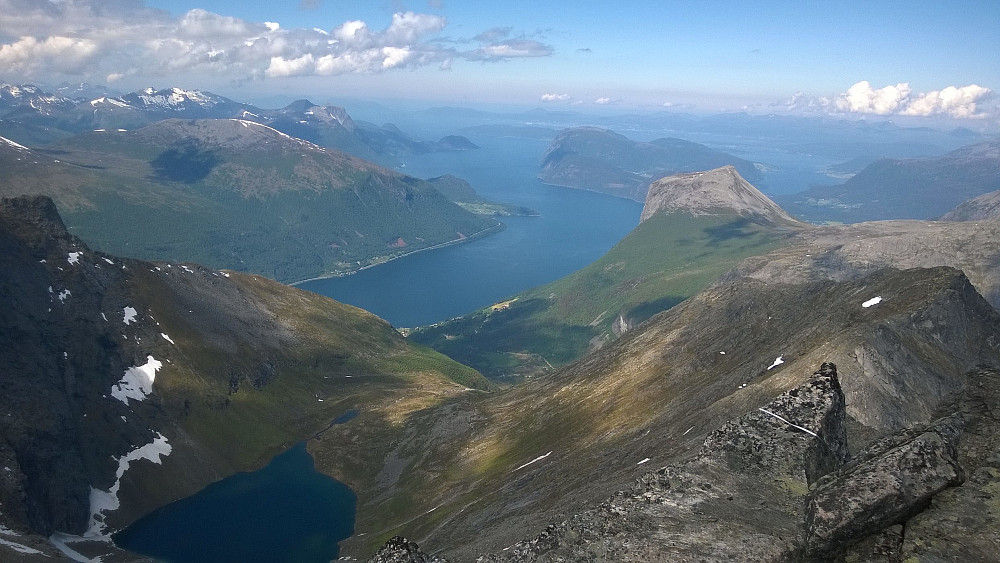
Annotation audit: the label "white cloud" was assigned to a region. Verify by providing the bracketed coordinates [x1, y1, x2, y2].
[902, 84, 992, 118]
[541, 93, 570, 102]
[834, 80, 911, 115]
[0, 35, 99, 74]
[0, 2, 551, 83]
[831, 81, 993, 119]
[594, 97, 617, 105]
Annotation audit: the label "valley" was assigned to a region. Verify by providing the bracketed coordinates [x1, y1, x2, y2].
[1, 79, 1000, 563]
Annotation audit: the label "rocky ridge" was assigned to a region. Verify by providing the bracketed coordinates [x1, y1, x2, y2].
[940, 189, 1000, 221]
[373, 363, 1000, 561]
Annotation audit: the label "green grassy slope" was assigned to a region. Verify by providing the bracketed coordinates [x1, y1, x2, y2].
[410, 211, 793, 379]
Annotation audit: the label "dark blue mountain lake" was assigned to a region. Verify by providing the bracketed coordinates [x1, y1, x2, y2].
[113, 442, 356, 562]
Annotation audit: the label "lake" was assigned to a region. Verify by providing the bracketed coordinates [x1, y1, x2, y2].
[299, 136, 644, 327]
[113, 442, 356, 563]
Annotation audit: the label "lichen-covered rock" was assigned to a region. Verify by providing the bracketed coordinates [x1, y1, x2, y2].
[368, 536, 448, 563]
[803, 415, 965, 559]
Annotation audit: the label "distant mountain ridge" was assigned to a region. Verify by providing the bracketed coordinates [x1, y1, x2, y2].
[538, 126, 761, 202]
[0, 118, 499, 282]
[778, 140, 1000, 223]
[0, 83, 480, 167]
[940, 188, 1000, 221]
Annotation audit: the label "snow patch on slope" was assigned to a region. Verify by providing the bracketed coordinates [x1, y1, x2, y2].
[109, 356, 162, 405]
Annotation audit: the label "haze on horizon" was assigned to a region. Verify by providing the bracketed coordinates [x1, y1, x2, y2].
[1, 0, 998, 126]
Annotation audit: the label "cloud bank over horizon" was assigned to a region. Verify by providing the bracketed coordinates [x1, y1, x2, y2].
[0, 0, 552, 84]
[782, 81, 994, 119]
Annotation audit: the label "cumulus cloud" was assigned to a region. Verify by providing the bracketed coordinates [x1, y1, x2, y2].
[831, 81, 992, 118]
[0, 35, 99, 74]
[834, 81, 911, 114]
[0, 0, 552, 83]
[541, 93, 570, 102]
[902, 85, 992, 118]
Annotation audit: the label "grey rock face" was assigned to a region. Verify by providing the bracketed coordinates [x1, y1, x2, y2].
[803, 415, 965, 559]
[368, 536, 449, 563]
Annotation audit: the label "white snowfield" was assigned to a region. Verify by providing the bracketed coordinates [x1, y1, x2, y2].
[87, 433, 172, 537]
[122, 307, 138, 325]
[767, 356, 784, 370]
[110, 356, 162, 405]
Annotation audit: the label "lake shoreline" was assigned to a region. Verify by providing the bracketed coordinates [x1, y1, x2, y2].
[290, 221, 506, 286]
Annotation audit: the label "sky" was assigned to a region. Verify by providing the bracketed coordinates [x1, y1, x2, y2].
[1, 0, 998, 120]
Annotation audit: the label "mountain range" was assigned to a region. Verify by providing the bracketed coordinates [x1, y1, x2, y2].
[0, 118, 499, 283]
[3, 157, 1000, 560]
[777, 141, 1000, 222]
[0, 83, 480, 167]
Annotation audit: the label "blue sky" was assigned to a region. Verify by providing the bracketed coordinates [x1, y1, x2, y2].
[2, 0, 998, 118]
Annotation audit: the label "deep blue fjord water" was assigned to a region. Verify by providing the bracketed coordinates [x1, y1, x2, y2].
[298, 136, 644, 327]
[113, 443, 356, 563]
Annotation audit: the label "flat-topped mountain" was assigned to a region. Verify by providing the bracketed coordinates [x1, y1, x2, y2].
[778, 141, 1000, 223]
[538, 126, 761, 202]
[0, 118, 499, 282]
[0, 195, 488, 560]
[640, 165, 802, 225]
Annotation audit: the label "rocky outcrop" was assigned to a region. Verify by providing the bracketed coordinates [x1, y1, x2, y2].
[803, 415, 965, 559]
[639, 165, 802, 226]
[368, 536, 448, 563]
[375, 364, 1000, 562]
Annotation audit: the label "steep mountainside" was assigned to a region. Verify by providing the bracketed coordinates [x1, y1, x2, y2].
[0, 195, 489, 561]
[538, 127, 761, 202]
[0, 119, 499, 283]
[411, 168, 802, 379]
[940, 189, 1000, 221]
[777, 141, 1000, 223]
[351, 265, 1000, 560]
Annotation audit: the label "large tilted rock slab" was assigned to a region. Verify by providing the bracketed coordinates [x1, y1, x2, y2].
[803, 415, 965, 559]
